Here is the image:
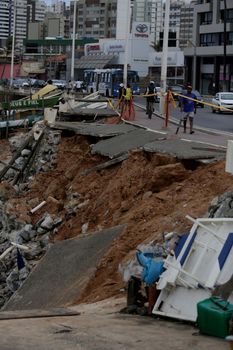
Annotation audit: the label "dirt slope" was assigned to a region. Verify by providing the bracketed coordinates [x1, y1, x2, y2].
[3, 134, 233, 304]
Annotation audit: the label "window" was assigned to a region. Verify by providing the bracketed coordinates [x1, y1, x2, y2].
[200, 12, 212, 25]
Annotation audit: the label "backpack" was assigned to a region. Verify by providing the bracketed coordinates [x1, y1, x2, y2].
[146, 85, 155, 102]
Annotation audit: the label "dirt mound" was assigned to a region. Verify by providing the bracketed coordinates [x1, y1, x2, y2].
[2, 134, 233, 304]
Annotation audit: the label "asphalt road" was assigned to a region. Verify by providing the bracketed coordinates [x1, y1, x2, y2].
[135, 96, 233, 134]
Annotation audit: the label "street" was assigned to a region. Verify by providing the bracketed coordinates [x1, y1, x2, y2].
[135, 96, 233, 134]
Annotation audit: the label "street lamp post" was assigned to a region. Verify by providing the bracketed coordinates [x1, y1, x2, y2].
[159, 0, 170, 115]
[10, 0, 17, 87]
[187, 40, 197, 90]
[123, 0, 131, 87]
[71, 0, 78, 83]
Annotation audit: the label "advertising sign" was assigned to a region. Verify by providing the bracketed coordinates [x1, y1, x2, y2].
[132, 22, 150, 40]
[1, 96, 60, 110]
[85, 44, 102, 55]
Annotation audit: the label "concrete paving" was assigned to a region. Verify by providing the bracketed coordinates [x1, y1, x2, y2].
[52, 122, 137, 137]
[133, 103, 233, 149]
[4, 225, 126, 311]
[91, 128, 165, 158]
[0, 298, 228, 350]
[144, 139, 225, 160]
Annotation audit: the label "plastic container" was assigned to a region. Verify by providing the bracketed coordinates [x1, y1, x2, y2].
[197, 297, 233, 338]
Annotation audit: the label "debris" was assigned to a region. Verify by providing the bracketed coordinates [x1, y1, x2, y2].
[152, 218, 233, 322]
[30, 200, 46, 214]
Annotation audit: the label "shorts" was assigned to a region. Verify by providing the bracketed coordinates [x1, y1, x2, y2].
[183, 111, 194, 120]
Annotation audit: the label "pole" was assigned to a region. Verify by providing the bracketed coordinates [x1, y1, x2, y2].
[123, 0, 131, 87]
[71, 0, 77, 82]
[10, 0, 16, 87]
[192, 44, 197, 90]
[223, 0, 227, 90]
[159, 0, 170, 115]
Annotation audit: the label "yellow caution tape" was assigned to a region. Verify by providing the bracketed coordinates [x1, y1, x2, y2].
[173, 92, 233, 113]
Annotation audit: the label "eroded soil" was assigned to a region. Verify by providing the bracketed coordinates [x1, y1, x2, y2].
[1, 133, 233, 304]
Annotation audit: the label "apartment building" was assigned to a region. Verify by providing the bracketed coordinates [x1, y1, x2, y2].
[70, 0, 117, 40]
[0, 0, 10, 47]
[0, 0, 46, 48]
[179, 1, 195, 48]
[184, 0, 233, 93]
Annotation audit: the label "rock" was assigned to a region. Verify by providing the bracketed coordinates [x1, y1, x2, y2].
[6, 269, 20, 292]
[24, 242, 43, 260]
[142, 191, 153, 200]
[40, 214, 54, 230]
[37, 227, 47, 235]
[19, 230, 30, 242]
[82, 223, 89, 234]
[53, 217, 63, 227]
[21, 149, 31, 157]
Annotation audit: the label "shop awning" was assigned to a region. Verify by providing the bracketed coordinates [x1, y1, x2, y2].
[74, 55, 115, 69]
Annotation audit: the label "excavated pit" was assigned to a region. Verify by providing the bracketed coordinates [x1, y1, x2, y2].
[1, 133, 233, 306]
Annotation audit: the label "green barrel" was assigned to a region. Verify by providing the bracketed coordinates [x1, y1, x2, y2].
[197, 297, 233, 338]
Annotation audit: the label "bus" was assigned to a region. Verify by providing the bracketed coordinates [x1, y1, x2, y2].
[83, 68, 140, 97]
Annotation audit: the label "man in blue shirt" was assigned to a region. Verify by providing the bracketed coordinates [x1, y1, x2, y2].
[181, 85, 197, 134]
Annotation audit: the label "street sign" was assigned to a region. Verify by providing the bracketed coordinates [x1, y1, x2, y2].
[0, 96, 60, 110]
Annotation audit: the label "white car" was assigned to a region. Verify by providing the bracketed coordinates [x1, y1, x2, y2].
[212, 92, 233, 113]
[51, 79, 66, 90]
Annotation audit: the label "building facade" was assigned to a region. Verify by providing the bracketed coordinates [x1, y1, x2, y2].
[70, 0, 117, 40]
[0, 0, 46, 48]
[184, 0, 233, 93]
[0, 0, 10, 47]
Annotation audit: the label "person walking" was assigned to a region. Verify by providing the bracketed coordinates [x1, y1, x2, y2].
[180, 85, 197, 134]
[145, 81, 156, 119]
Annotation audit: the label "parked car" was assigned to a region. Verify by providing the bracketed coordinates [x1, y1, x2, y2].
[12, 78, 29, 89]
[51, 79, 66, 90]
[169, 85, 184, 100]
[32, 79, 46, 88]
[212, 92, 233, 113]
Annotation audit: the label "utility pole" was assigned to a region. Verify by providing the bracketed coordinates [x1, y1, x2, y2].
[159, 0, 170, 115]
[71, 0, 78, 83]
[10, 0, 16, 87]
[223, 0, 227, 91]
[123, 0, 131, 87]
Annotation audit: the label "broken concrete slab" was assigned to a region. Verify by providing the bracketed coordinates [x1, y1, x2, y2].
[91, 129, 165, 158]
[52, 122, 137, 138]
[144, 139, 226, 160]
[4, 224, 126, 311]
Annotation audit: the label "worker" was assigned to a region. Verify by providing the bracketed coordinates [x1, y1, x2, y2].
[123, 83, 133, 119]
[145, 81, 156, 119]
[118, 83, 126, 115]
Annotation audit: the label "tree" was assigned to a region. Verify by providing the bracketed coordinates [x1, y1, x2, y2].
[150, 41, 162, 52]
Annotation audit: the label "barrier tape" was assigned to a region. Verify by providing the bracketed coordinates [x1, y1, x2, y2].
[102, 90, 233, 114]
[172, 92, 233, 113]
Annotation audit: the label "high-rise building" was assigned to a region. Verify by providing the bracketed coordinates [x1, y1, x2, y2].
[179, 1, 195, 48]
[70, 0, 117, 40]
[0, 0, 46, 48]
[0, 0, 10, 47]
